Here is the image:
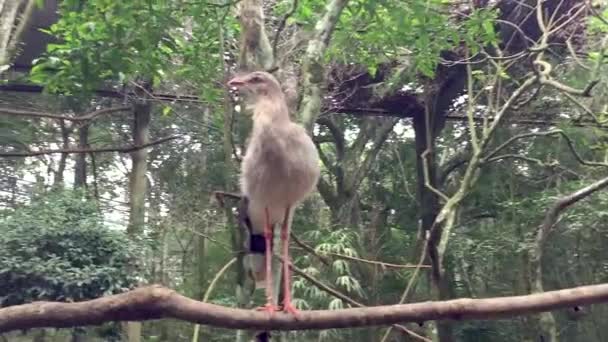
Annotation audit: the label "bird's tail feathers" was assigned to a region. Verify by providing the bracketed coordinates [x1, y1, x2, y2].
[244, 253, 267, 289]
[239, 197, 270, 289]
[246, 232, 270, 289]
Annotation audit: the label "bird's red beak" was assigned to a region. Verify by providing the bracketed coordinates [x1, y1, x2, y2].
[227, 76, 246, 88]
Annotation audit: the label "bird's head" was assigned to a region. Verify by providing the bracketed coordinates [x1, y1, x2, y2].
[227, 71, 282, 101]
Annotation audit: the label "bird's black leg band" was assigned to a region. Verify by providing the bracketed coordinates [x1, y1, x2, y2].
[250, 234, 268, 253]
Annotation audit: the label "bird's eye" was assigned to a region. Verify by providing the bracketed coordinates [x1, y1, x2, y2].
[250, 76, 262, 83]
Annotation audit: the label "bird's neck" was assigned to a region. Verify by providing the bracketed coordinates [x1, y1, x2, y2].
[252, 95, 291, 127]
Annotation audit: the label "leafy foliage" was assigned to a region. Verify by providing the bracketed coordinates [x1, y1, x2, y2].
[30, 0, 181, 95]
[0, 190, 140, 306]
[328, 1, 498, 77]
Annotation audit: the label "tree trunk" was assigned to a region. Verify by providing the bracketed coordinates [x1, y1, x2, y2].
[53, 120, 70, 188]
[411, 58, 467, 342]
[73, 124, 88, 189]
[126, 99, 151, 236]
[529, 228, 558, 341]
[195, 108, 211, 302]
[125, 82, 152, 342]
[147, 171, 169, 340]
[412, 111, 455, 342]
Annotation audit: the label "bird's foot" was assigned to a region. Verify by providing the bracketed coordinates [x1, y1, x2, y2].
[282, 301, 299, 316]
[255, 303, 280, 314]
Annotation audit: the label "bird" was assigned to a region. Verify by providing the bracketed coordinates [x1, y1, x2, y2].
[228, 70, 320, 314]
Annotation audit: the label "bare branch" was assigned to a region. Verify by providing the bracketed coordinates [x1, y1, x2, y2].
[290, 233, 331, 266]
[291, 232, 427, 269]
[380, 231, 430, 341]
[538, 176, 608, 243]
[285, 256, 365, 308]
[483, 130, 608, 168]
[0, 106, 132, 122]
[0, 135, 181, 157]
[422, 149, 449, 202]
[192, 257, 237, 341]
[3, 283, 608, 332]
[485, 154, 553, 166]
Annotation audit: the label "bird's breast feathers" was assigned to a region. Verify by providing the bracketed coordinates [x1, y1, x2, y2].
[241, 123, 320, 207]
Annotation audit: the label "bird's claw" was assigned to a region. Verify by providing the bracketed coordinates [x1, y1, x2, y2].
[282, 302, 299, 316]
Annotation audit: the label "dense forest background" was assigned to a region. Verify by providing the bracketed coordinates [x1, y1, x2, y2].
[2, 0, 608, 341]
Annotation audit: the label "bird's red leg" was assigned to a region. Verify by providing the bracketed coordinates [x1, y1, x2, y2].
[256, 207, 279, 313]
[280, 206, 298, 315]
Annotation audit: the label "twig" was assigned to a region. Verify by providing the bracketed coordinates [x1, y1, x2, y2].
[192, 258, 237, 342]
[280, 255, 365, 307]
[186, 227, 233, 252]
[566, 39, 591, 71]
[290, 233, 331, 266]
[380, 232, 430, 342]
[291, 233, 426, 269]
[421, 149, 449, 202]
[326, 252, 430, 269]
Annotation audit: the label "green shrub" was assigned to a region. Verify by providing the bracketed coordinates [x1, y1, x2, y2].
[0, 190, 140, 307]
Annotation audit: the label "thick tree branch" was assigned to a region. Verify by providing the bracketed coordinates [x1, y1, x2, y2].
[0, 135, 181, 157]
[349, 119, 398, 191]
[2, 283, 608, 332]
[316, 176, 338, 210]
[298, 0, 350, 130]
[316, 116, 345, 159]
[528, 175, 608, 340]
[438, 149, 470, 185]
